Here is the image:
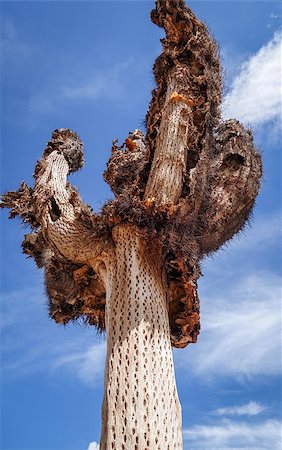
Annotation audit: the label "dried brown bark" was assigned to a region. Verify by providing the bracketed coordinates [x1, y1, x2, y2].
[1, 0, 262, 447]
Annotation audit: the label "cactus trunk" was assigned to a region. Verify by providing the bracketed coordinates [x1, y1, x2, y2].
[98, 225, 183, 449]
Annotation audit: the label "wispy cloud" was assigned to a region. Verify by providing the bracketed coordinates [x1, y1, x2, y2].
[183, 418, 282, 449]
[176, 270, 281, 380]
[202, 214, 281, 270]
[25, 56, 144, 126]
[87, 442, 100, 450]
[198, 213, 281, 290]
[223, 31, 282, 127]
[51, 342, 106, 386]
[61, 59, 134, 101]
[270, 12, 282, 20]
[212, 401, 269, 417]
[228, 214, 281, 251]
[1, 17, 32, 60]
[1, 286, 106, 386]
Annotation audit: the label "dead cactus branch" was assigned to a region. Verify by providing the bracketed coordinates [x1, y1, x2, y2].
[145, 0, 221, 206]
[1, 129, 110, 329]
[104, 129, 148, 197]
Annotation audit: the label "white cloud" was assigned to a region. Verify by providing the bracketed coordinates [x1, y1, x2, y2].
[213, 401, 268, 417]
[198, 213, 282, 286]
[201, 214, 281, 274]
[176, 271, 281, 379]
[223, 31, 282, 127]
[270, 12, 281, 20]
[87, 441, 100, 450]
[1, 286, 106, 386]
[51, 342, 106, 386]
[183, 419, 282, 449]
[229, 214, 281, 252]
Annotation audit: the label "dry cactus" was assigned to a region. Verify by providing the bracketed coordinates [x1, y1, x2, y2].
[1, 1, 262, 448]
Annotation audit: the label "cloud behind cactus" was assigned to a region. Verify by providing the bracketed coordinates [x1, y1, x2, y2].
[223, 31, 282, 127]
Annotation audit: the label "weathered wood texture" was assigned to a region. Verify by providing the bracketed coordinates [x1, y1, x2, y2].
[99, 225, 182, 449]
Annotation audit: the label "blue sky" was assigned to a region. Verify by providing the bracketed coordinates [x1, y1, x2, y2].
[0, 1, 281, 449]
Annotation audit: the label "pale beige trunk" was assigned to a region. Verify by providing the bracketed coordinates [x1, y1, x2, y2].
[145, 69, 192, 206]
[97, 225, 183, 450]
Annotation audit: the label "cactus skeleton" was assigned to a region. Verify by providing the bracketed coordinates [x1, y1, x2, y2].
[1, 1, 262, 448]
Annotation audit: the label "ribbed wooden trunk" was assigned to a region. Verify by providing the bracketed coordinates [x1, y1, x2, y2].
[98, 225, 183, 450]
